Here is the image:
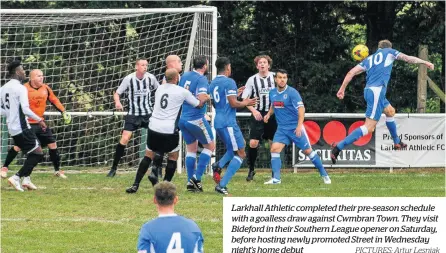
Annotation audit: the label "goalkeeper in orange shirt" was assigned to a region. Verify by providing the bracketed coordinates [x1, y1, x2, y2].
[1, 69, 71, 179]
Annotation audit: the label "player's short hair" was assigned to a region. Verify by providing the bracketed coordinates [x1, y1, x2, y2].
[254, 55, 273, 67]
[378, 40, 392, 49]
[215, 57, 230, 73]
[154, 181, 177, 206]
[136, 58, 148, 64]
[7, 60, 22, 75]
[193, 55, 208, 69]
[274, 69, 288, 77]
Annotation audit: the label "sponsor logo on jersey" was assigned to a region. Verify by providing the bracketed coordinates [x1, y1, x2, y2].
[259, 87, 273, 94]
[273, 101, 284, 108]
[134, 89, 149, 95]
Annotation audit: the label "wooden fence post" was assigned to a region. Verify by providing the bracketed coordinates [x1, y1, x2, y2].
[417, 45, 428, 113]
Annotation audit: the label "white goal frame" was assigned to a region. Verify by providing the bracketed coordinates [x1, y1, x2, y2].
[0, 7, 218, 173]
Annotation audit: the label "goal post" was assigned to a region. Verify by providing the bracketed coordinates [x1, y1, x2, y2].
[0, 7, 218, 172]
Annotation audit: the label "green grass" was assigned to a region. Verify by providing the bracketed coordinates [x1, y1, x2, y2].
[1, 169, 444, 253]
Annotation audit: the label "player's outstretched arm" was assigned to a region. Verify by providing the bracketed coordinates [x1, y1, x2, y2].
[47, 85, 71, 124]
[337, 65, 365, 100]
[227, 95, 257, 109]
[397, 53, 434, 70]
[197, 94, 211, 108]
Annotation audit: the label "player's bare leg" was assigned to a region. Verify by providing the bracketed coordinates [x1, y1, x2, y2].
[107, 130, 132, 177]
[331, 118, 377, 164]
[1, 145, 21, 179]
[383, 105, 407, 150]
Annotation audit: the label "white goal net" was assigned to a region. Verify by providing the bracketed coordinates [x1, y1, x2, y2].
[0, 7, 217, 171]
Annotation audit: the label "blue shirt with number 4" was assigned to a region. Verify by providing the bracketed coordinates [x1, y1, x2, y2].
[137, 214, 204, 253]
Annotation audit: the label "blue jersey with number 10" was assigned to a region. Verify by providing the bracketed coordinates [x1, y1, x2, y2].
[359, 48, 401, 88]
[210, 75, 238, 129]
[179, 71, 209, 120]
[137, 214, 204, 253]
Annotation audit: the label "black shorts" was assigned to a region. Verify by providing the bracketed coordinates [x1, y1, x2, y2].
[12, 129, 40, 154]
[123, 114, 150, 132]
[146, 129, 180, 154]
[249, 111, 277, 141]
[30, 124, 56, 147]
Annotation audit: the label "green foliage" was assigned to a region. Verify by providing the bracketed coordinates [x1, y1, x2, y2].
[426, 97, 441, 113]
[1, 1, 443, 113]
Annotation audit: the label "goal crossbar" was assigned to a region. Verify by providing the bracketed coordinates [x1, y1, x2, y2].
[0, 7, 217, 14]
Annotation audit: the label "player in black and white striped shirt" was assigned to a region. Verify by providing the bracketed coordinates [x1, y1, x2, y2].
[241, 55, 277, 181]
[107, 58, 160, 177]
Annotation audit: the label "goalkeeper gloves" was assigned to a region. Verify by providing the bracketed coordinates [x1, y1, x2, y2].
[62, 111, 72, 125]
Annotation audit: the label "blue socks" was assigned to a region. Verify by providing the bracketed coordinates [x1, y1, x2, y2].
[195, 148, 212, 181]
[219, 156, 243, 188]
[385, 117, 401, 144]
[337, 125, 368, 150]
[309, 151, 328, 177]
[185, 152, 196, 181]
[271, 152, 281, 180]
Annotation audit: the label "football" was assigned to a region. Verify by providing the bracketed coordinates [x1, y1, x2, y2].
[352, 44, 369, 61]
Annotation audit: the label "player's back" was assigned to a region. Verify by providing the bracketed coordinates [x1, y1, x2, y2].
[138, 215, 203, 253]
[270, 86, 303, 130]
[0, 80, 30, 135]
[210, 75, 238, 129]
[179, 71, 208, 120]
[150, 83, 198, 134]
[359, 48, 400, 88]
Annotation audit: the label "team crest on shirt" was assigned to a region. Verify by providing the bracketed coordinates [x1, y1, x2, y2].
[283, 94, 288, 99]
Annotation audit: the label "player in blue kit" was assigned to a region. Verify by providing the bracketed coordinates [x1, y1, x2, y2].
[178, 55, 215, 192]
[263, 69, 331, 185]
[137, 181, 204, 253]
[331, 40, 434, 163]
[210, 57, 257, 195]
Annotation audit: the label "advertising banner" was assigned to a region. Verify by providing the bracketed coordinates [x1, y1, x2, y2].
[293, 114, 445, 168]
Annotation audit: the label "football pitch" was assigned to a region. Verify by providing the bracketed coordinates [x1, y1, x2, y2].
[1, 168, 445, 253]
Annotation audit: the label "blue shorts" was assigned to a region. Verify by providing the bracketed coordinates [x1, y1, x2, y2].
[178, 117, 214, 145]
[364, 86, 390, 121]
[273, 127, 311, 150]
[216, 125, 245, 151]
